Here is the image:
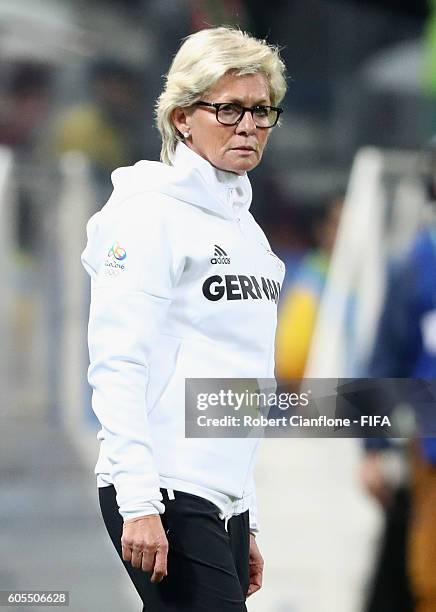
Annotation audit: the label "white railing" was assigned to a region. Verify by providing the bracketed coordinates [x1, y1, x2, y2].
[305, 147, 426, 378]
[0, 146, 15, 411]
[57, 151, 96, 437]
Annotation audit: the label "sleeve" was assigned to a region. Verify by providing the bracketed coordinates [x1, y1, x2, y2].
[366, 257, 418, 378]
[84, 195, 184, 522]
[362, 249, 419, 452]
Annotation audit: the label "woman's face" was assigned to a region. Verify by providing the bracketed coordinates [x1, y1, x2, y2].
[173, 72, 273, 175]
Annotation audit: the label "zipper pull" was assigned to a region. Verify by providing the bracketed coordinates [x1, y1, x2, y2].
[235, 215, 243, 235]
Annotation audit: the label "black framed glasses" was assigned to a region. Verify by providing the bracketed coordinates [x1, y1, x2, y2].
[194, 101, 283, 128]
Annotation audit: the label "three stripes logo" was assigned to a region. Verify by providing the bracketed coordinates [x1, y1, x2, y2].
[211, 245, 231, 265]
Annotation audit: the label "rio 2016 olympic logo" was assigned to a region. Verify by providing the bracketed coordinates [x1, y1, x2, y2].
[108, 242, 127, 261]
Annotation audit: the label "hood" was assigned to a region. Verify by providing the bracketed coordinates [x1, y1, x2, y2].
[82, 142, 252, 276]
[98, 141, 252, 220]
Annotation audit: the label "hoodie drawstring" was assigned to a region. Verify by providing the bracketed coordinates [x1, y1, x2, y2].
[219, 511, 232, 532]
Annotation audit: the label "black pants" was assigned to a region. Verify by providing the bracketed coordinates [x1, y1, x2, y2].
[99, 485, 250, 611]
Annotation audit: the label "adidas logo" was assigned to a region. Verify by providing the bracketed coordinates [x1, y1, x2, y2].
[211, 244, 231, 265]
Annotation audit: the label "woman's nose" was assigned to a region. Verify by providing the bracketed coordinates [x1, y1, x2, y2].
[235, 110, 257, 134]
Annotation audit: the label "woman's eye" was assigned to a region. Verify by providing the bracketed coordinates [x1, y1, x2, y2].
[220, 104, 241, 114]
[253, 106, 269, 117]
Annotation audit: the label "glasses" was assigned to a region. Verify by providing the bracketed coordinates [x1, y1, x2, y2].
[194, 101, 283, 128]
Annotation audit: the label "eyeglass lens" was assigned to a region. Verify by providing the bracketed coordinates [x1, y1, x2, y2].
[217, 103, 278, 127]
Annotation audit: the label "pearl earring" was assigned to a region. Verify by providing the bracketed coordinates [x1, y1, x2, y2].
[183, 132, 190, 138]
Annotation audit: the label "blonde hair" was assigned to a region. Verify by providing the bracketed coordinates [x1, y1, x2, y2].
[155, 26, 287, 165]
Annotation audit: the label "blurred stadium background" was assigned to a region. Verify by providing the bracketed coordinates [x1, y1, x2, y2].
[0, 1, 434, 610]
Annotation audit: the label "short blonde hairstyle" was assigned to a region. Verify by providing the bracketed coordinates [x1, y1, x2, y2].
[155, 26, 287, 165]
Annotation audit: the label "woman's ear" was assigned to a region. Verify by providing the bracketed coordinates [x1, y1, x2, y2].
[172, 107, 191, 139]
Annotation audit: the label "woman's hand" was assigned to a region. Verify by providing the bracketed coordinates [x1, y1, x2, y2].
[121, 515, 169, 583]
[247, 533, 264, 597]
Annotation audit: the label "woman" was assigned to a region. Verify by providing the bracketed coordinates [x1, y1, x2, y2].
[82, 26, 287, 611]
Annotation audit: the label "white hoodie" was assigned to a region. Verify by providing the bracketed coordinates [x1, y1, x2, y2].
[81, 142, 285, 533]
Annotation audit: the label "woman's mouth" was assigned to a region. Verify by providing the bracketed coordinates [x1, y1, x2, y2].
[231, 146, 256, 154]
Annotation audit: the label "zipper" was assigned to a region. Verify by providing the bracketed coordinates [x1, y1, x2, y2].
[235, 215, 244, 235]
[227, 187, 244, 236]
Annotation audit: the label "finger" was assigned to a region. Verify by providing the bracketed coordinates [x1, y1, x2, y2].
[249, 569, 263, 591]
[130, 548, 144, 569]
[151, 545, 168, 583]
[247, 583, 260, 597]
[150, 572, 166, 584]
[121, 543, 132, 563]
[141, 548, 156, 573]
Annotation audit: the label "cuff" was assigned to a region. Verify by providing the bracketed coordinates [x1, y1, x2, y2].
[120, 500, 165, 523]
